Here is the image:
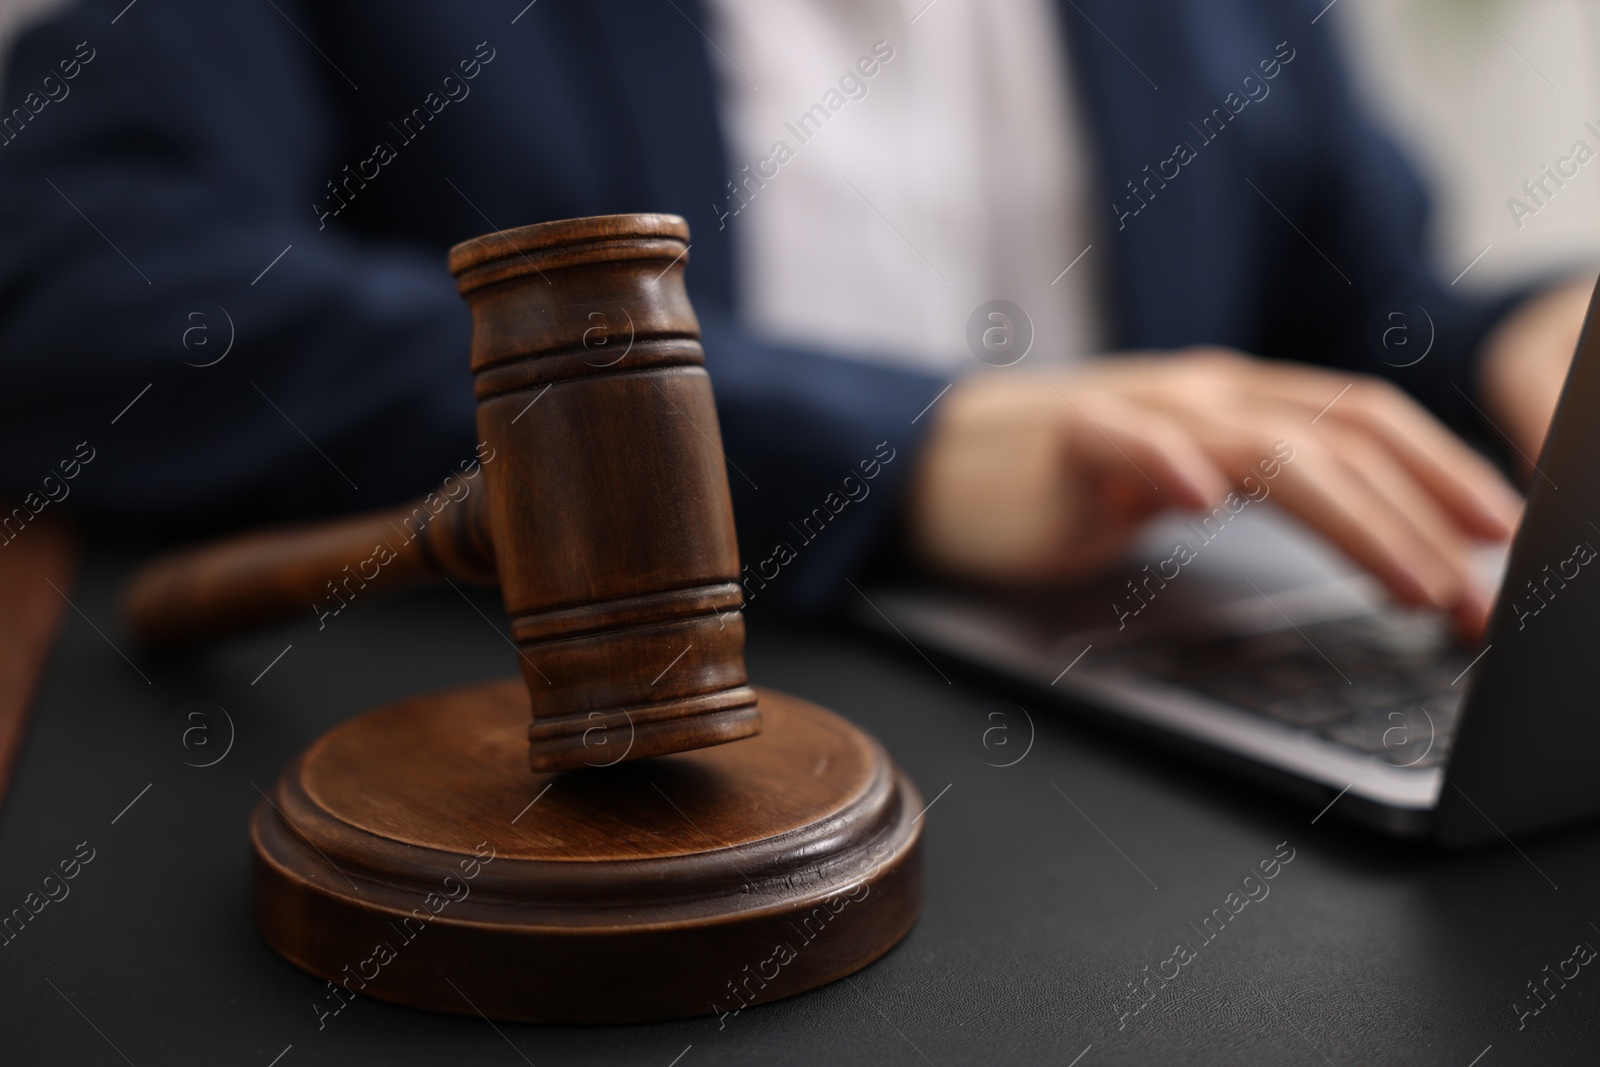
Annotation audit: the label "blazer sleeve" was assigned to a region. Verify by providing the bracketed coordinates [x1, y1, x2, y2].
[698, 308, 946, 617]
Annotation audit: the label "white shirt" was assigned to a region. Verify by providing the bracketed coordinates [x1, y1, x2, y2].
[703, 0, 1105, 374]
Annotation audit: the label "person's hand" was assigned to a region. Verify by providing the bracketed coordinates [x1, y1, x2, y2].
[906, 348, 1523, 639]
[1478, 275, 1595, 471]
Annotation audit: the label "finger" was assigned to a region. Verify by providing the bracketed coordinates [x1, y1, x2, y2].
[1319, 427, 1495, 636]
[1171, 415, 1462, 610]
[1245, 369, 1522, 539]
[1271, 446, 1462, 609]
[1322, 383, 1519, 540]
[1057, 389, 1232, 513]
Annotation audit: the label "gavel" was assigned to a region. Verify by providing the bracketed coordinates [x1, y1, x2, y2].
[127, 214, 760, 771]
[126, 214, 921, 1023]
[124, 475, 497, 643]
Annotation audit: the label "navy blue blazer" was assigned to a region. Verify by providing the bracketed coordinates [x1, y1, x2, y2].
[0, 0, 1519, 615]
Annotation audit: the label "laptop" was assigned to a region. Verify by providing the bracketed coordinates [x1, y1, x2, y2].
[860, 277, 1600, 845]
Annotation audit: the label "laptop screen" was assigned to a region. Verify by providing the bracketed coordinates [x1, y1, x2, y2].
[1440, 275, 1600, 843]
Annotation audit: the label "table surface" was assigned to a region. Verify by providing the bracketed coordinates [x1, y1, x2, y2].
[3, 543, 1598, 1066]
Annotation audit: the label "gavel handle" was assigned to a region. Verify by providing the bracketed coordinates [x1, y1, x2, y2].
[123, 485, 497, 647]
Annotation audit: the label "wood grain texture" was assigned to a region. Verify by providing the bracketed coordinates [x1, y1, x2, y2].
[122, 480, 495, 647]
[450, 214, 760, 771]
[252, 683, 922, 1023]
[0, 515, 78, 815]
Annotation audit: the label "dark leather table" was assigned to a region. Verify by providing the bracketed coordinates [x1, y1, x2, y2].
[3, 543, 1598, 1065]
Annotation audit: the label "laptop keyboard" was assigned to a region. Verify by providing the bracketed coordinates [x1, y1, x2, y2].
[1102, 612, 1468, 768]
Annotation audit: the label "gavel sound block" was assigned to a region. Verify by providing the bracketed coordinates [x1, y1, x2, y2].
[125, 215, 922, 1023]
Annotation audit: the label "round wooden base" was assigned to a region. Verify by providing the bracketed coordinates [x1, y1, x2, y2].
[251, 681, 922, 1024]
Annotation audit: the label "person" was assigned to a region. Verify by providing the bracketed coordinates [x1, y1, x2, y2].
[0, 0, 1586, 638]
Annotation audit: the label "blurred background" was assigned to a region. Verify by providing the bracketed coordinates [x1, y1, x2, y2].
[2, 0, 1597, 299]
[1336, 0, 1600, 289]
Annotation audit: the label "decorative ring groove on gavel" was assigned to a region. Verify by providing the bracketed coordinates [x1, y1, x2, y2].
[124, 214, 762, 771]
[471, 339, 707, 399]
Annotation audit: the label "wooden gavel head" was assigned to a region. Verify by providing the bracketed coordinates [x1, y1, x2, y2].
[449, 213, 760, 770]
[124, 214, 760, 772]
